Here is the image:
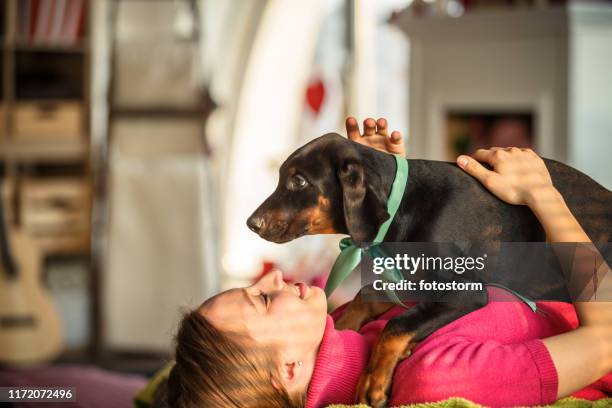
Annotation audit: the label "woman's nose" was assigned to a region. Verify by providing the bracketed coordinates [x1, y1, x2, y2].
[268, 269, 285, 289]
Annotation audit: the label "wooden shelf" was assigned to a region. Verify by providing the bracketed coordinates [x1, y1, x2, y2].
[110, 106, 209, 119]
[9, 40, 88, 53]
[34, 233, 90, 257]
[0, 140, 88, 162]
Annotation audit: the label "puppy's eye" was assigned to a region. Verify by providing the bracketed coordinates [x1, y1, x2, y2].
[290, 174, 308, 190]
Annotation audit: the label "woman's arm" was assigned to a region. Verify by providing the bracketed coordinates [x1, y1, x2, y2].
[457, 148, 612, 398]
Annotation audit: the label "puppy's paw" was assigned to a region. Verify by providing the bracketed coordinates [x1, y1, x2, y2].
[356, 370, 391, 408]
[356, 331, 416, 407]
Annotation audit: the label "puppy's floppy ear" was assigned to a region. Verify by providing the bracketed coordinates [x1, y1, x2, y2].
[338, 160, 389, 246]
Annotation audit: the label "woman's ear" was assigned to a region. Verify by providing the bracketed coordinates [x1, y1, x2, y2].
[337, 161, 389, 246]
[271, 361, 304, 393]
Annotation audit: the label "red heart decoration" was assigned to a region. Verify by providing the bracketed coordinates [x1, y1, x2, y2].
[306, 79, 325, 115]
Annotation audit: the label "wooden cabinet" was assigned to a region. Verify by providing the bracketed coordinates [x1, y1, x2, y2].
[20, 179, 90, 254]
[14, 102, 83, 142]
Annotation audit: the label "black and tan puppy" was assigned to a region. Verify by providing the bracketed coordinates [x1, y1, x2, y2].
[247, 133, 611, 407]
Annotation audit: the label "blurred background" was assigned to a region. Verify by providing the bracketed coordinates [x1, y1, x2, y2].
[0, 0, 611, 404]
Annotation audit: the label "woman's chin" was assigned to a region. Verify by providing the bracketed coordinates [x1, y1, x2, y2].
[310, 287, 328, 316]
[307, 285, 324, 301]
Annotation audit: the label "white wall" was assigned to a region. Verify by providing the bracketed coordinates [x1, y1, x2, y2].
[397, 8, 568, 162]
[568, 5, 612, 189]
[397, 5, 612, 189]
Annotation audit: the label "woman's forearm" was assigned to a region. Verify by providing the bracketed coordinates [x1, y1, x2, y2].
[527, 186, 612, 397]
[526, 186, 589, 243]
[543, 319, 612, 397]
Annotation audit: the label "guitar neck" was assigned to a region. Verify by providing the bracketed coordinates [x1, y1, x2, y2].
[0, 189, 18, 278]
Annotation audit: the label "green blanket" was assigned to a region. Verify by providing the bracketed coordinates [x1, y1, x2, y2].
[327, 397, 611, 408]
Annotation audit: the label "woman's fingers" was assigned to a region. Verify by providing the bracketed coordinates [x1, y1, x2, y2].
[472, 148, 501, 165]
[389, 130, 402, 145]
[376, 118, 389, 137]
[346, 116, 361, 141]
[364, 118, 376, 136]
[346, 116, 395, 140]
[459, 147, 551, 206]
[385, 130, 407, 157]
[457, 155, 496, 187]
[387, 130, 404, 149]
[345, 116, 407, 157]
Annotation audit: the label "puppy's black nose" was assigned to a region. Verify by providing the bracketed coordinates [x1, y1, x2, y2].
[247, 216, 264, 234]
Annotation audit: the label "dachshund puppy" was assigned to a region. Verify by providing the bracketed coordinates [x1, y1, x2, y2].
[248, 133, 611, 407]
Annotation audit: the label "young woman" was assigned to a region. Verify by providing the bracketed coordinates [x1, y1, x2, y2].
[167, 118, 612, 408]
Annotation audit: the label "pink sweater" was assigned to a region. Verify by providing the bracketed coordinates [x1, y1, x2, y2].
[305, 287, 611, 408]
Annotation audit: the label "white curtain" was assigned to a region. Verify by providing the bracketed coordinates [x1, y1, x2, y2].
[103, 123, 217, 350]
[100, 0, 219, 351]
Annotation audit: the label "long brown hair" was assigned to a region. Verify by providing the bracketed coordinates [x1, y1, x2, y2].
[167, 309, 305, 408]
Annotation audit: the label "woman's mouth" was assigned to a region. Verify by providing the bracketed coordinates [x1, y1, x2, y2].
[295, 282, 309, 299]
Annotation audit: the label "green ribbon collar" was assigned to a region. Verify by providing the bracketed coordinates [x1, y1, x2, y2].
[324, 154, 408, 301]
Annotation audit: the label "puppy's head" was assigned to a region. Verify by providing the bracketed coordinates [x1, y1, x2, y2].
[247, 133, 389, 246]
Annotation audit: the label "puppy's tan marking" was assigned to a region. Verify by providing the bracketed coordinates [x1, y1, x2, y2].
[335, 290, 395, 331]
[357, 331, 417, 408]
[293, 196, 336, 234]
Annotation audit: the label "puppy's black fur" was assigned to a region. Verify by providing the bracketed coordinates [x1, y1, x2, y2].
[249, 133, 610, 245]
[248, 133, 611, 407]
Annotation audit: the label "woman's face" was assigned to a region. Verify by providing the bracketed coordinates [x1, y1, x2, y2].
[199, 269, 327, 361]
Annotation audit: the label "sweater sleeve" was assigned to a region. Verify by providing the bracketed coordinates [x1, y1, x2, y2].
[389, 336, 558, 407]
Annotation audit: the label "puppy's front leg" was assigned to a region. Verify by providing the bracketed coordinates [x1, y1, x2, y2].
[357, 297, 487, 408]
[335, 287, 396, 331]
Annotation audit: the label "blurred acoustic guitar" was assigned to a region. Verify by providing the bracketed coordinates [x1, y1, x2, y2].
[0, 192, 63, 364]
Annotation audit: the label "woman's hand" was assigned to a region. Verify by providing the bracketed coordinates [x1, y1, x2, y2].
[345, 116, 406, 158]
[456, 147, 554, 207]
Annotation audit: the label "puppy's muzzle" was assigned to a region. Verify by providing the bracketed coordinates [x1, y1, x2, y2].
[247, 215, 265, 234]
[247, 211, 290, 241]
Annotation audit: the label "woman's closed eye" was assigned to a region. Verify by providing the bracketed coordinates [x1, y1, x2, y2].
[260, 293, 270, 308]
